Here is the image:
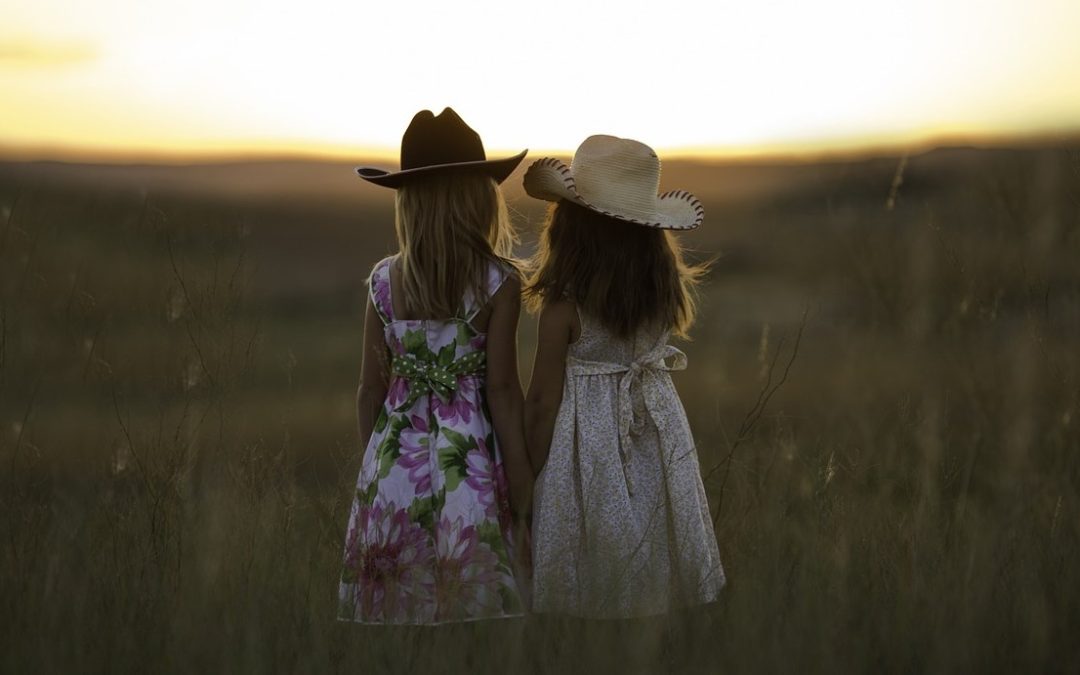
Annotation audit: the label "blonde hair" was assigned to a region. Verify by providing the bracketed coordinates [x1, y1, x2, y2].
[394, 171, 517, 318]
[524, 201, 706, 338]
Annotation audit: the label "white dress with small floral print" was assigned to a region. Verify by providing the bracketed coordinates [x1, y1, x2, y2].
[531, 309, 725, 618]
[338, 255, 524, 624]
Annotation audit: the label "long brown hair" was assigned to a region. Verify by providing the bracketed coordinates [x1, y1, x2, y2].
[394, 170, 517, 318]
[524, 200, 706, 338]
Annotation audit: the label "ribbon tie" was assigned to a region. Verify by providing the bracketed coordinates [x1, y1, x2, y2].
[567, 344, 687, 495]
[391, 350, 486, 411]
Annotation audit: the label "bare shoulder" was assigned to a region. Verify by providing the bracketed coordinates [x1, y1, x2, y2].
[493, 271, 522, 303]
[540, 296, 574, 322]
[485, 274, 521, 324]
[538, 297, 579, 343]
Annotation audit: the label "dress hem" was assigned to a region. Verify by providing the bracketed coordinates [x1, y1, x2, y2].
[335, 610, 526, 627]
[530, 593, 724, 621]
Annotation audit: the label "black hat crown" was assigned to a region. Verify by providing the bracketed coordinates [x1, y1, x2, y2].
[355, 107, 526, 189]
[401, 108, 486, 171]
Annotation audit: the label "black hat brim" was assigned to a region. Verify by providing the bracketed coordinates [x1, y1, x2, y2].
[355, 149, 528, 188]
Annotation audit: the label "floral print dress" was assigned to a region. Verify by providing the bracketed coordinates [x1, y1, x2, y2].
[338, 255, 524, 624]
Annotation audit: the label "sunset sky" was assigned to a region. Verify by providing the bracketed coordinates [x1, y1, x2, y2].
[2, 0, 1079, 160]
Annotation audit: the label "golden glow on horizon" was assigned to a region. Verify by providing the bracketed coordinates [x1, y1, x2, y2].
[2, 0, 1080, 159]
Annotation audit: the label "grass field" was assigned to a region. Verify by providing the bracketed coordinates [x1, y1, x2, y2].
[2, 143, 1080, 673]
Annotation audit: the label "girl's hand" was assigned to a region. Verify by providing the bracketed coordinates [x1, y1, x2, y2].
[524, 299, 574, 474]
[484, 272, 537, 589]
[356, 296, 390, 450]
[512, 510, 534, 608]
[509, 472, 534, 524]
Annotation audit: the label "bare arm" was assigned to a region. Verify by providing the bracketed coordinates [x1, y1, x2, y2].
[356, 296, 389, 450]
[524, 299, 574, 476]
[484, 275, 534, 519]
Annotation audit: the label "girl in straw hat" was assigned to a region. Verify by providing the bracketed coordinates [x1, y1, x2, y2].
[338, 108, 533, 624]
[523, 135, 725, 617]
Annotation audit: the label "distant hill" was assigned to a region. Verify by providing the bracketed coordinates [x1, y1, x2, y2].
[3, 140, 1078, 215]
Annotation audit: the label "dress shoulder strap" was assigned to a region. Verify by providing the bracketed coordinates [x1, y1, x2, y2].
[462, 260, 513, 322]
[368, 256, 395, 324]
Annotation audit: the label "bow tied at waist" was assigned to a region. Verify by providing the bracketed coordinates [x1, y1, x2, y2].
[567, 344, 687, 494]
[390, 350, 486, 411]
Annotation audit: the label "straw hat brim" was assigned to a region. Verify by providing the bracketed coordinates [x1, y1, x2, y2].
[522, 157, 704, 231]
[356, 150, 528, 188]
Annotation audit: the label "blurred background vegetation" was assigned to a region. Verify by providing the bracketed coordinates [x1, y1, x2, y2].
[2, 143, 1079, 672]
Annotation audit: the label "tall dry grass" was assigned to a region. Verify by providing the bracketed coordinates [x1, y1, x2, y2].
[1, 147, 1079, 673]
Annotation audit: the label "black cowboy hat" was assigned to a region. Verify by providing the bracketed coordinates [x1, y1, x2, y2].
[355, 108, 527, 188]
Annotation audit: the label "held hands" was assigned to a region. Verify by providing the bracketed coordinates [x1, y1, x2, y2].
[509, 471, 534, 580]
[512, 514, 533, 608]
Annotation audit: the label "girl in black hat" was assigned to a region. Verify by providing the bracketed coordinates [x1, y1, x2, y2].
[337, 109, 532, 624]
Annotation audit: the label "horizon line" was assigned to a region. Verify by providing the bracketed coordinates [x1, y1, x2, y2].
[2, 126, 1079, 167]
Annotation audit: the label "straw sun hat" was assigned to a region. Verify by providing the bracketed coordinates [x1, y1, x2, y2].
[523, 135, 704, 230]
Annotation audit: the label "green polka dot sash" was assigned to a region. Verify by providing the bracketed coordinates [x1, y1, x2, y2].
[390, 351, 487, 411]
